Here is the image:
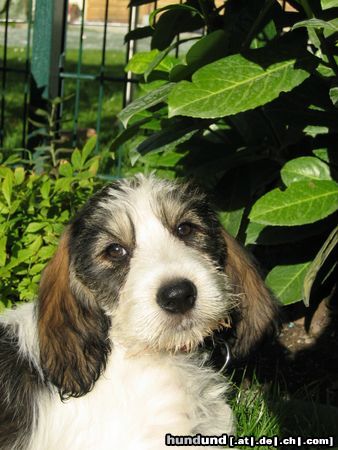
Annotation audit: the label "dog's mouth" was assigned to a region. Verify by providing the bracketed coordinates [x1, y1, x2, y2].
[163, 316, 232, 353]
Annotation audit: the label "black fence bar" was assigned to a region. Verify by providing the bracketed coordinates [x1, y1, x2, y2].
[0, 0, 10, 147]
[0, 0, 162, 154]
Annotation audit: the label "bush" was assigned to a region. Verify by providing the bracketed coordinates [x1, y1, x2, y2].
[115, 0, 338, 310]
[0, 137, 101, 309]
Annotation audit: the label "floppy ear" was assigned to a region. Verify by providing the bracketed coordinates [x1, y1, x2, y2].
[222, 230, 279, 358]
[38, 228, 111, 399]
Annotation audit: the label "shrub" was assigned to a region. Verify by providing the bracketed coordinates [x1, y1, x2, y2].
[0, 137, 101, 309]
[115, 0, 338, 311]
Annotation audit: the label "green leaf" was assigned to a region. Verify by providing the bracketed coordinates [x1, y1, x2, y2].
[124, 26, 153, 43]
[88, 158, 99, 176]
[81, 135, 97, 163]
[292, 18, 338, 32]
[151, 5, 204, 51]
[118, 83, 174, 128]
[219, 210, 244, 238]
[26, 222, 46, 233]
[126, 50, 163, 75]
[58, 162, 73, 177]
[168, 53, 312, 119]
[281, 157, 332, 186]
[245, 220, 332, 246]
[303, 226, 338, 306]
[144, 42, 180, 81]
[249, 180, 338, 226]
[136, 121, 199, 155]
[54, 177, 73, 193]
[170, 30, 228, 82]
[2, 172, 13, 207]
[28, 235, 43, 252]
[329, 86, 338, 107]
[312, 149, 330, 163]
[38, 245, 56, 260]
[321, 0, 337, 8]
[0, 235, 7, 266]
[29, 263, 46, 275]
[149, 4, 202, 28]
[266, 262, 311, 305]
[34, 108, 49, 117]
[40, 179, 51, 199]
[140, 148, 186, 169]
[14, 167, 25, 185]
[71, 149, 82, 170]
[0, 167, 13, 178]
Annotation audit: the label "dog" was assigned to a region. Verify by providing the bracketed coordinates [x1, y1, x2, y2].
[0, 175, 277, 450]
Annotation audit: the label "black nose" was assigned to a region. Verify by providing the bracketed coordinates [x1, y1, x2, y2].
[156, 279, 197, 314]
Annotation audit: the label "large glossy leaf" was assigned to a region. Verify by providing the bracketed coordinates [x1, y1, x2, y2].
[149, 4, 202, 28]
[245, 220, 332, 246]
[321, 0, 337, 8]
[219, 210, 244, 239]
[125, 50, 177, 75]
[266, 262, 311, 305]
[168, 52, 312, 118]
[144, 42, 181, 81]
[124, 26, 153, 43]
[151, 3, 204, 51]
[111, 117, 152, 151]
[136, 122, 199, 155]
[118, 83, 174, 128]
[292, 18, 338, 32]
[170, 30, 228, 82]
[281, 156, 332, 187]
[303, 226, 338, 306]
[249, 180, 338, 226]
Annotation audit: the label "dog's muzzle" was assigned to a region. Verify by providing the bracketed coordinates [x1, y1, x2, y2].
[156, 278, 197, 314]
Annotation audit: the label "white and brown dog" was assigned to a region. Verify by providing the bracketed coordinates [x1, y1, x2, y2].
[0, 175, 277, 450]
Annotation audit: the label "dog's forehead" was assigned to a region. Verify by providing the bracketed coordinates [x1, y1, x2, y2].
[104, 176, 187, 213]
[94, 176, 205, 246]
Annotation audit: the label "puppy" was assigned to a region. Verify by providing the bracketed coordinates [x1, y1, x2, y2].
[0, 175, 277, 450]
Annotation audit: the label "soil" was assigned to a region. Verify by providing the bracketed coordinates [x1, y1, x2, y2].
[227, 295, 338, 442]
[234, 295, 338, 406]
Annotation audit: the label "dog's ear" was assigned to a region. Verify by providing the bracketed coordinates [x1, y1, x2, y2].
[222, 230, 279, 358]
[38, 228, 111, 399]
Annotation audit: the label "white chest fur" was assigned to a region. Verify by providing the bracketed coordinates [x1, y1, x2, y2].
[30, 345, 234, 450]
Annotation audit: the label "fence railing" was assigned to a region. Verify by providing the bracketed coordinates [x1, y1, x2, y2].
[0, 0, 154, 155]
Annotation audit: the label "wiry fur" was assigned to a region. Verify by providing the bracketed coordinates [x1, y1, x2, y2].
[0, 175, 277, 449]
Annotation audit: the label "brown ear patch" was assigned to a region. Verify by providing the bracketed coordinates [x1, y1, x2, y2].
[38, 229, 111, 399]
[222, 230, 279, 358]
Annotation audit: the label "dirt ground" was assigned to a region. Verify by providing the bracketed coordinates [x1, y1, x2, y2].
[252, 297, 338, 406]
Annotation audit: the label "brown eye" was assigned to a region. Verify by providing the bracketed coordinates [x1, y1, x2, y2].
[177, 222, 193, 237]
[106, 243, 128, 260]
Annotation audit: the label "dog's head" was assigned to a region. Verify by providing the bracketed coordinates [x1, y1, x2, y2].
[38, 175, 278, 399]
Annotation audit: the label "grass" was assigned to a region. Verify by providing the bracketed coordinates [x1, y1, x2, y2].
[1, 46, 127, 151]
[231, 371, 338, 449]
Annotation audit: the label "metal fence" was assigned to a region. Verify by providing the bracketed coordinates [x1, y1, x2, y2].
[0, 0, 154, 155]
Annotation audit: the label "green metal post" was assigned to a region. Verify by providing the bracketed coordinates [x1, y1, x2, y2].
[29, 0, 67, 149]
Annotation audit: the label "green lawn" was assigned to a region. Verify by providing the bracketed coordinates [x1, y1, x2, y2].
[1, 47, 127, 151]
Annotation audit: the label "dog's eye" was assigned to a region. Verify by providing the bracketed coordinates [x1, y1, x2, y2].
[177, 222, 193, 237]
[106, 243, 128, 260]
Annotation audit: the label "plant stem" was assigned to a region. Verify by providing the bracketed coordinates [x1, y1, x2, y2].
[242, 0, 275, 49]
[198, 0, 212, 32]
